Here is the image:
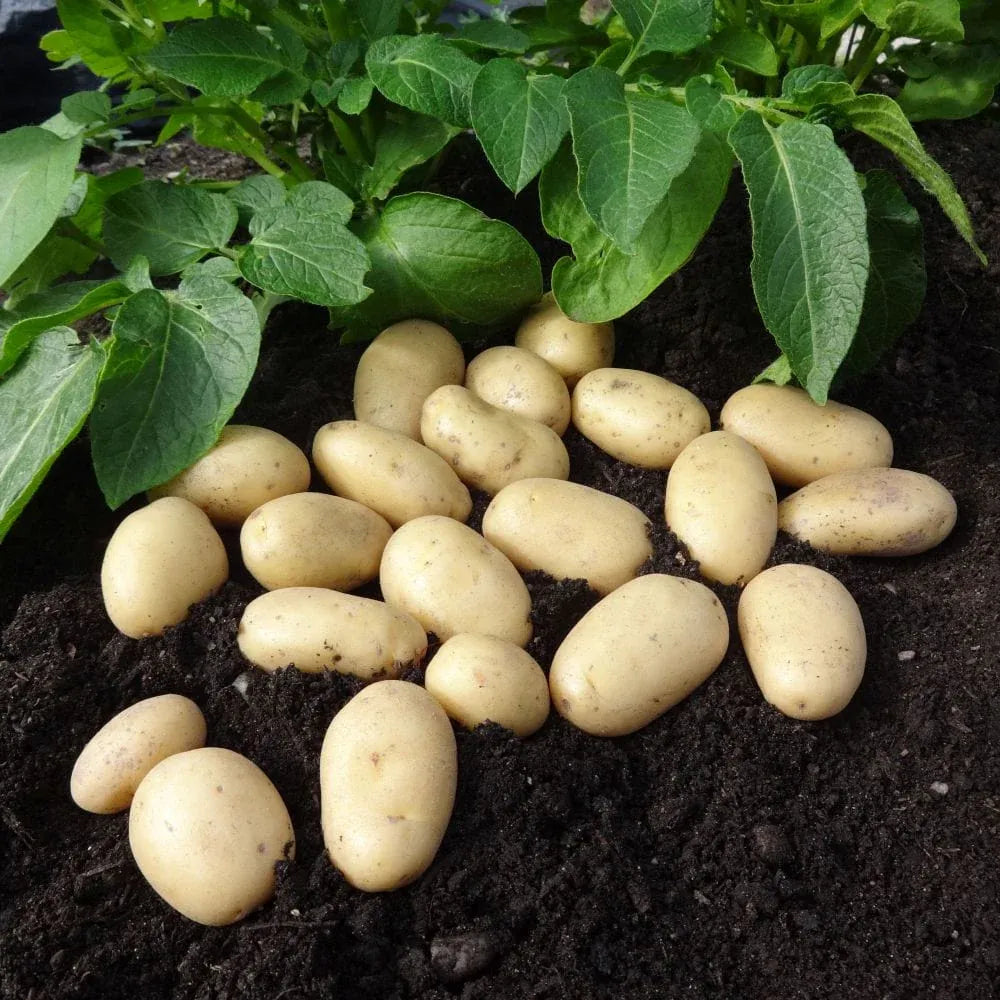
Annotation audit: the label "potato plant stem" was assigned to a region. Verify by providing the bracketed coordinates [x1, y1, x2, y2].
[849, 30, 892, 89]
[326, 109, 368, 165]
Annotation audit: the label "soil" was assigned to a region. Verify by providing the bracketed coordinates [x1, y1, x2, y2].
[2, 115, 999, 1000]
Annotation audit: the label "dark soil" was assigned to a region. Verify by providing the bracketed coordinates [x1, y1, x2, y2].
[2, 116, 999, 1000]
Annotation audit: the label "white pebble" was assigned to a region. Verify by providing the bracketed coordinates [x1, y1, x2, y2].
[898, 650, 916, 662]
[930, 781, 949, 796]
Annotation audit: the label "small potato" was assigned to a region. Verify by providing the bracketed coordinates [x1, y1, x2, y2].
[572, 368, 710, 469]
[312, 420, 471, 528]
[778, 468, 957, 556]
[71, 695, 207, 814]
[240, 492, 391, 592]
[354, 320, 465, 440]
[380, 516, 532, 646]
[483, 478, 651, 595]
[465, 346, 571, 434]
[425, 634, 549, 737]
[102, 497, 229, 638]
[421, 385, 569, 495]
[129, 747, 294, 925]
[665, 431, 777, 586]
[515, 292, 614, 386]
[720, 383, 893, 487]
[148, 425, 311, 527]
[321, 680, 457, 891]
[550, 574, 728, 737]
[739, 564, 866, 720]
[238, 587, 426, 678]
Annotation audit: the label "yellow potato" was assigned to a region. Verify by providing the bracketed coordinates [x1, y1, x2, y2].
[550, 574, 728, 736]
[240, 492, 392, 592]
[129, 747, 294, 925]
[665, 431, 777, 586]
[777, 468, 958, 556]
[482, 478, 652, 595]
[380, 515, 532, 646]
[738, 564, 866, 720]
[421, 385, 570, 495]
[70, 694, 207, 814]
[101, 497, 229, 638]
[572, 368, 710, 469]
[354, 320, 465, 440]
[148, 425, 311, 527]
[425, 634, 550, 737]
[720, 383, 893, 487]
[312, 420, 472, 528]
[238, 587, 426, 678]
[320, 680, 457, 891]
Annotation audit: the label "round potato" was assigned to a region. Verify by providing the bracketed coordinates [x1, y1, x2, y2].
[240, 492, 392, 592]
[129, 747, 294, 925]
[421, 385, 570, 495]
[320, 680, 457, 892]
[572, 368, 710, 469]
[101, 497, 229, 638]
[148, 425, 311, 527]
[739, 564, 866, 720]
[665, 431, 777, 586]
[483, 478, 652, 595]
[312, 420, 471, 528]
[425, 634, 550, 737]
[354, 320, 465, 440]
[550, 574, 728, 737]
[380, 515, 532, 646]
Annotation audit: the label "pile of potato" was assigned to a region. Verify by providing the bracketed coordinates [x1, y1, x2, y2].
[81, 293, 958, 924]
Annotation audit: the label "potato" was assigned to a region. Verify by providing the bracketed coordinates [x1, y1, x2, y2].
[739, 564, 866, 720]
[238, 587, 426, 678]
[549, 574, 728, 737]
[148, 425, 311, 527]
[312, 420, 472, 528]
[514, 292, 614, 386]
[482, 478, 652, 595]
[129, 747, 294, 925]
[71, 695, 207, 814]
[240, 492, 391, 592]
[777, 468, 958, 556]
[720, 384, 893, 487]
[425, 634, 549, 737]
[465, 346, 571, 435]
[380, 515, 532, 646]
[665, 431, 777, 586]
[572, 368, 710, 469]
[354, 320, 465, 440]
[101, 497, 229, 638]
[420, 385, 570, 495]
[320, 680, 457, 891]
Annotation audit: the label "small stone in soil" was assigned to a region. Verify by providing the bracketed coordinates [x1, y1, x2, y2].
[930, 782, 949, 796]
[898, 650, 916, 661]
[430, 932, 502, 984]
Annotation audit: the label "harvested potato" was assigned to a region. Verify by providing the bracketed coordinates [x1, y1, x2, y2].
[572, 368, 710, 468]
[148, 425, 311, 527]
[550, 574, 728, 737]
[778, 468, 957, 556]
[482, 478, 651, 595]
[739, 564, 866, 720]
[312, 420, 471, 528]
[380, 515, 532, 646]
[101, 497, 228, 638]
[425, 634, 549, 737]
[321, 680, 457, 891]
[354, 320, 465, 440]
[665, 431, 777, 586]
[71, 694, 207, 814]
[421, 385, 569, 495]
[240, 492, 391, 592]
[129, 747, 294, 925]
[238, 587, 426, 678]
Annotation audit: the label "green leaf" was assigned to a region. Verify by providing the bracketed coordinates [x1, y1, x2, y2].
[90, 275, 261, 508]
[711, 27, 780, 76]
[452, 20, 531, 53]
[1, 236, 95, 305]
[362, 115, 459, 202]
[74, 168, 145, 239]
[759, 0, 834, 40]
[286, 180, 355, 223]
[251, 69, 310, 104]
[898, 46, 1000, 120]
[227, 174, 287, 226]
[889, 0, 964, 41]
[861, 0, 896, 27]
[122, 256, 154, 292]
[755, 354, 794, 385]
[337, 77, 375, 115]
[316, 128, 362, 199]
[51, 0, 133, 77]
[684, 78, 739, 133]
[610, 0, 714, 56]
[0, 328, 105, 542]
[61, 91, 112, 125]
[729, 113, 869, 403]
[181, 256, 241, 282]
[59, 175, 89, 220]
[781, 64, 847, 102]
[350, 0, 403, 39]
[820, 0, 862, 40]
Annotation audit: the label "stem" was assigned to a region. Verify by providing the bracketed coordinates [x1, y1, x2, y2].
[615, 45, 641, 78]
[226, 104, 314, 181]
[327, 109, 368, 164]
[790, 32, 809, 69]
[57, 221, 108, 258]
[850, 30, 891, 90]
